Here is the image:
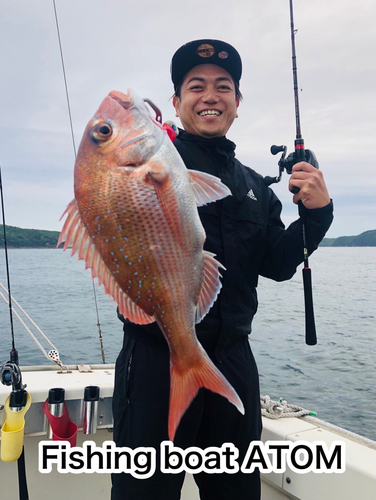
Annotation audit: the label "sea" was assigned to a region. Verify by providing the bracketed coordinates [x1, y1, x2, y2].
[0, 247, 375, 442]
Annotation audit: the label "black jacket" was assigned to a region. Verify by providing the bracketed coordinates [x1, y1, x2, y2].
[120, 130, 333, 360]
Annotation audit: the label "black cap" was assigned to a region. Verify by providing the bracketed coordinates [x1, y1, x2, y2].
[171, 39, 242, 90]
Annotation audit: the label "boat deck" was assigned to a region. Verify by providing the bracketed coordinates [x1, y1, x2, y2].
[1, 365, 375, 499]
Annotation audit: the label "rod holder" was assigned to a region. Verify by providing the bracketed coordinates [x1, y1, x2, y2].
[83, 386, 100, 435]
[47, 388, 65, 439]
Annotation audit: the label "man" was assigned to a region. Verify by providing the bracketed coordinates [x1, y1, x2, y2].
[112, 39, 333, 500]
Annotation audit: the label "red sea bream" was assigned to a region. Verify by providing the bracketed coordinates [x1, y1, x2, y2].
[58, 89, 244, 440]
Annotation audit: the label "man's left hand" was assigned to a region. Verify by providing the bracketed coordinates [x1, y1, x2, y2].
[289, 162, 331, 209]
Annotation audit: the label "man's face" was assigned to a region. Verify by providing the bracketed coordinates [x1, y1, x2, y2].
[173, 64, 239, 138]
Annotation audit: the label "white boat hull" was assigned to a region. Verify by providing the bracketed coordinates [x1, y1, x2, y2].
[1, 365, 375, 500]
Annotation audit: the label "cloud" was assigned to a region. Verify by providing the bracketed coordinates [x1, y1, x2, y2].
[0, 0, 374, 236]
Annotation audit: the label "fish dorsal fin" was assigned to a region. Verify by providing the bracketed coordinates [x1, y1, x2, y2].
[58, 200, 154, 325]
[195, 251, 225, 324]
[188, 170, 231, 206]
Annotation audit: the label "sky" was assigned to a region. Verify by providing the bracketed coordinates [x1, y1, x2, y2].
[0, 0, 375, 238]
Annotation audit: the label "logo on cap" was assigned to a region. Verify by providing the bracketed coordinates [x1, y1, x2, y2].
[197, 44, 215, 58]
[218, 51, 228, 59]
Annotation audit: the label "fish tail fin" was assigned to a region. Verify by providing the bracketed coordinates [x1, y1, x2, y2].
[168, 350, 244, 441]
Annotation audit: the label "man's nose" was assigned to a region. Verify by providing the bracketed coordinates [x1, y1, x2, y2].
[202, 87, 219, 103]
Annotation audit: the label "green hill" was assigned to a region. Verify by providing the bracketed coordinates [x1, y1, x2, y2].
[0, 225, 60, 248]
[0, 225, 375, 249]
[320, 230, 376, 247]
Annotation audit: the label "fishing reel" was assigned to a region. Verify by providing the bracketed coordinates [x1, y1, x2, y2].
[0, 358, 28, 410]
[264, 144, 319, 192]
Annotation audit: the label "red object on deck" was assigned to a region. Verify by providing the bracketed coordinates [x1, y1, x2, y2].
[43, 399, 78, 446]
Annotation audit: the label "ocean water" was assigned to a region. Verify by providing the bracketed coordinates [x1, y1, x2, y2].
[0, 247, 375, 441]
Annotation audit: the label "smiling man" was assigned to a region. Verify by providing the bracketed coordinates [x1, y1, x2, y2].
[112, 39, 333, 500]
[173, 64, 239, 138]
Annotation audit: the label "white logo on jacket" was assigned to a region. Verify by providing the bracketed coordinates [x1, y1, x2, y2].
[247, 189, 257, 201]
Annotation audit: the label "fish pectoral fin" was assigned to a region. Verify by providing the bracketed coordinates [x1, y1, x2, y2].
[195, 251, 225, 324]
[168, 349, 244, 441]
[188, 170, 232, 206]
[58, 199, 154, 325]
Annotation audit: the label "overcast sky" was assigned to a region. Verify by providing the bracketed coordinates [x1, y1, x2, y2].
[0, 0, 375, 238]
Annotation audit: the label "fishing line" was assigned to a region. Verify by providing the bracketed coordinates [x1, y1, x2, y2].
[52, 0, 106, 363]
[53, 0, 77, 157]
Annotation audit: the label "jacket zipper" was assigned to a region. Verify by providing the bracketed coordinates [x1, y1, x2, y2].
[126, 353, 133, 404]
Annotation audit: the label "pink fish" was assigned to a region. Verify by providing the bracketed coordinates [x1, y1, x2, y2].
[58, 90, 244, 440]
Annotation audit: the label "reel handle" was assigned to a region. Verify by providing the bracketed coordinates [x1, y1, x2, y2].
[270, 144, 285, 155]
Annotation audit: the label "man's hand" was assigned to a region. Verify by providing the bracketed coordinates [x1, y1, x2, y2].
[289, 162, 330, 209]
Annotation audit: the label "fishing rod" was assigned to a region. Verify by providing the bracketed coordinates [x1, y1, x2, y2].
[0, 168, 17, 360]
[0, 167, 28, 398]
[264, 0, 318, 346]
[0, 167, 30, 500]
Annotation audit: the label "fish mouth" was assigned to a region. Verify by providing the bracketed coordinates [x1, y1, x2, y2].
[106, 89, 156, 151]
[109, 90, 134, 110]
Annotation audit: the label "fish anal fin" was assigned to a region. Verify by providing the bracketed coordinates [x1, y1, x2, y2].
[168, 349, 244, 441]
[58, 200, 154, 325]
[188, 170, 231, 206]
[195, 251, 225, 324]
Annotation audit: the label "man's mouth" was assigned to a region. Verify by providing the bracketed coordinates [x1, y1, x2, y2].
[198, 110, 222, 116]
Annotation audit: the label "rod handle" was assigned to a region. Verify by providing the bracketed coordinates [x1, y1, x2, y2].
[302, 267, 317, 345]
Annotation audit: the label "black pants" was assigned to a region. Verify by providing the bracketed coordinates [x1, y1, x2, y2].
[111, 330, 262, 500]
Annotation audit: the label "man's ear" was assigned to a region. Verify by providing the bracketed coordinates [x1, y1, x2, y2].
[172, 95, 180, 118]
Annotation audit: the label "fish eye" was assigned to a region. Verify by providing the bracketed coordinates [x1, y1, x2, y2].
[92, 122, 113, 142]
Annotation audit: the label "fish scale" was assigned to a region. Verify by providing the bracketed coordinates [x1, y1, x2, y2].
[58, 89, 244, 440]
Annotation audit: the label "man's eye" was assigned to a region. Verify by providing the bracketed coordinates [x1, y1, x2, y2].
[190, 85, 203, 91]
